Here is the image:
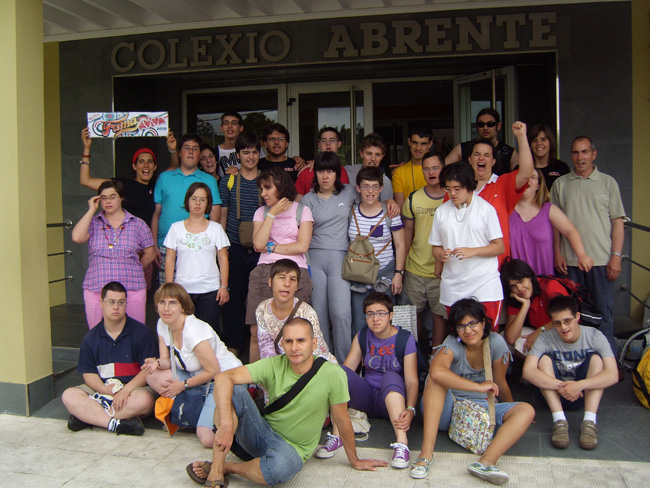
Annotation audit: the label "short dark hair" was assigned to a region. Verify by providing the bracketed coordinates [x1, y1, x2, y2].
[548, 295, 579, 317]
[270, 258, 301, 284]
[476, 108, 501, 124]
[221, 111, 243, 124]
[313, 152, 344, 194]
[409, 125, 432, 141]
[200, 143, 215, 155]
[363, 292, 393, 313]
[470, 140, 494, 157]
[422, 151, 445, 166]
[500, 259, 542, 308]
[258, 168, 297, 201]
[528, 124, 557, 160]
[262, 123, 290, 143]
[154, 282, 195, 315]
[101, 281, 127, 299]
[179, 133, 202, 148]
[98, 179, 125, 199]
[318, 126, 341, 141]
[236, 133, 261, 152]
[284, 317, 314, 338]
[571, 135, 596, 151]
[439, 162, 477, 192]
[448, 298, 492, 339]
[359, 133, 387, 154]
[356, 166, 383, 186]
[183, 182, 213, 214]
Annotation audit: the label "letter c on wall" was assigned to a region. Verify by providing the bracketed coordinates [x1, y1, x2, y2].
[111, 42, 135, 73]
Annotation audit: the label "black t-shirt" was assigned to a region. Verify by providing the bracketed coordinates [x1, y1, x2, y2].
[116, 177, 155, 227]
[539, 159, 570, 190]
[461, 139, 514, 176]
[258, 157, 299, 181]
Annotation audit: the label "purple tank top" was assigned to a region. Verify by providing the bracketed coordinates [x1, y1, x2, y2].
[509, 202, 554, 275]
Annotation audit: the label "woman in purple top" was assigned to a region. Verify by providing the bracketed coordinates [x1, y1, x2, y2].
[315, 292, 418, 470]
[72, 180, 155, 328]
[509, 168, 593, 276]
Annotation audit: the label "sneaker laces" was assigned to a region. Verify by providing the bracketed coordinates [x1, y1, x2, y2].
[90, 392, 115, 417]
[390, 442, 409, 458]
[323, 433, 340, 450]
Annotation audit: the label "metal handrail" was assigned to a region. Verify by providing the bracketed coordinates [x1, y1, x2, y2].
[49, 275, 73, 284]
[48, 250, 72, 257]
[620, 284, 650, 311]
[47, 219, 73, 229]
[623, 216, 650, 233]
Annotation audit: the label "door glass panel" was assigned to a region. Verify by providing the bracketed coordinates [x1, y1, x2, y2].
[296, 91, 363, 163]
[185, 89, 278, 148]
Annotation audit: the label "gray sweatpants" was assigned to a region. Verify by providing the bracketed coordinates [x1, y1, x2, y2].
[309, 248, 352, 362]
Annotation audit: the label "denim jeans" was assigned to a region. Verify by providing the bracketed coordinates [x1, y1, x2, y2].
[230, 384, 303, 485]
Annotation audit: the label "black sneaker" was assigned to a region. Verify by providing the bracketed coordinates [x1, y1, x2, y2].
[115, 417, 145, 436]
[67, 414, 91, 432]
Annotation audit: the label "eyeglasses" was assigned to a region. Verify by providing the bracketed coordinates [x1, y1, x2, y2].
[422, 166, 442, 173]
[103, 299, 127, 307]
[157, 299, 181, 308]
[552, 317, 576, 327]
[455, 320, 481, 332]
[365, 311, 390, 319]
[360, 184, 381, 192]
[444, 186, 463, 194]
[222, 120, 240, 126]
[267, 137, 286, 143]
[319, 138, 338, 144]
[182, 145, 200, 152]
[100, 195, 120, 202]
[190, 196, 208, 203]
[476, 121, 498, 128]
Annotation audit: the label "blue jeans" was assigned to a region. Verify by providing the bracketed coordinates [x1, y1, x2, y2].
[229, 384, 303, 485]
[566, 266, 617, 355]
[174, 369, 215, 429]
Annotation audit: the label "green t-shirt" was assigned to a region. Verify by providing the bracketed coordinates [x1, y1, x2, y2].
[402, 187, 445, 277]
[246, 355, 349, 461]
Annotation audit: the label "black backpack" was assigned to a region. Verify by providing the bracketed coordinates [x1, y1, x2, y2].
[539, 275, 603, 328]
[358, 326, 429, 393]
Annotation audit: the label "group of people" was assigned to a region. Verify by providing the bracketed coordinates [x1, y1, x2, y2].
[64, 108, 624, 486]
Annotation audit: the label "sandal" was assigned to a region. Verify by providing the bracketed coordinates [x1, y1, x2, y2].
[204, 479, 228, 488]
[186, 462, 212, 485]
[410, 457, 434, 479]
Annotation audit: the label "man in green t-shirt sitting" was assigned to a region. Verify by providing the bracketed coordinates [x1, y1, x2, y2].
[187, 318, 387, 487]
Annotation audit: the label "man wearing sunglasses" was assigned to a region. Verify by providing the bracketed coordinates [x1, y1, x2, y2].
[446, 108, 519, 175]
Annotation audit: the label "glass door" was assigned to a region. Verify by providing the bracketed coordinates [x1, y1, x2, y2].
[453, 67, 517, 146]
[288, 82, 373, 163]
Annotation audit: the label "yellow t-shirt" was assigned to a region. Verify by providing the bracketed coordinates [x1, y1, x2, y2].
[391, 161, 427, 199]
[402, 187, 445, 277]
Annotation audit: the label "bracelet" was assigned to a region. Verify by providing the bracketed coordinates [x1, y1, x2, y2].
[266, 213, 276, 219]
[266, 241, 275, 254]
[220, 285, 230, 291]
[540, 326, 546, 333]
[406, 406, 416, 416]
[612, 252, 622, 257]
[80, 160, 90, 165]
[156, 358, 161, 367]
[184, 379, 190, 390]
[168, 149, 176, 154]
[82, 153, 91, 158]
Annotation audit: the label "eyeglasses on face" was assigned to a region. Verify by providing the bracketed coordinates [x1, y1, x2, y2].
[157, 299, 181, 308]
[267, 137, 286, 143]
[455, 320, 480, 332]
[360, 184, 381, 192]
[100, 195, 120, 202]
[552, 317, 576, 327]
[365, 311, 390, 319]
[189, 196, 208, 203]
[103, 299, 127, 307]
[319, 138, 338, 144]
[476, 121, 498, 128]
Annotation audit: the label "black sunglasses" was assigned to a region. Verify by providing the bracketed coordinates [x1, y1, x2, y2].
[476, 121, 498, 128]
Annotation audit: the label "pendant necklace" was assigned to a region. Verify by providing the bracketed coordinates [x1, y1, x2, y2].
[104, 224, 125, 249]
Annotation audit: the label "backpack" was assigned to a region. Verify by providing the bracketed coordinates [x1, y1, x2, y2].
[342, 203, 392, 285]
[633, 345, 650, 409]
[538, 275, 603, 328]
[358, 326, 429, 393]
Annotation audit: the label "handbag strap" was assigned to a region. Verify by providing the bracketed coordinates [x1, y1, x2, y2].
[482, 337, 496, 428]
[273, 299, 303, 351]
[350, 205, 392, 255]
[262, 356, 326, 415]
[168, 325, 209, 397]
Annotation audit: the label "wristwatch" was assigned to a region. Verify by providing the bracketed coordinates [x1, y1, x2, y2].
[184, 379, 190, 390]
[395, 269, 404, 276]
[406, 406, 416, 416]
[266, 241, 275, 254]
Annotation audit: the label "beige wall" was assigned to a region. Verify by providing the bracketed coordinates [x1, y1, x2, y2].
[0, 0, 51, 384]
[44, 42, 65, 306]
[631, 1, 650, 322]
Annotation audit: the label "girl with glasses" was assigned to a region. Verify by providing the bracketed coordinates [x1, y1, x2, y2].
[411, 298, 534, 485]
